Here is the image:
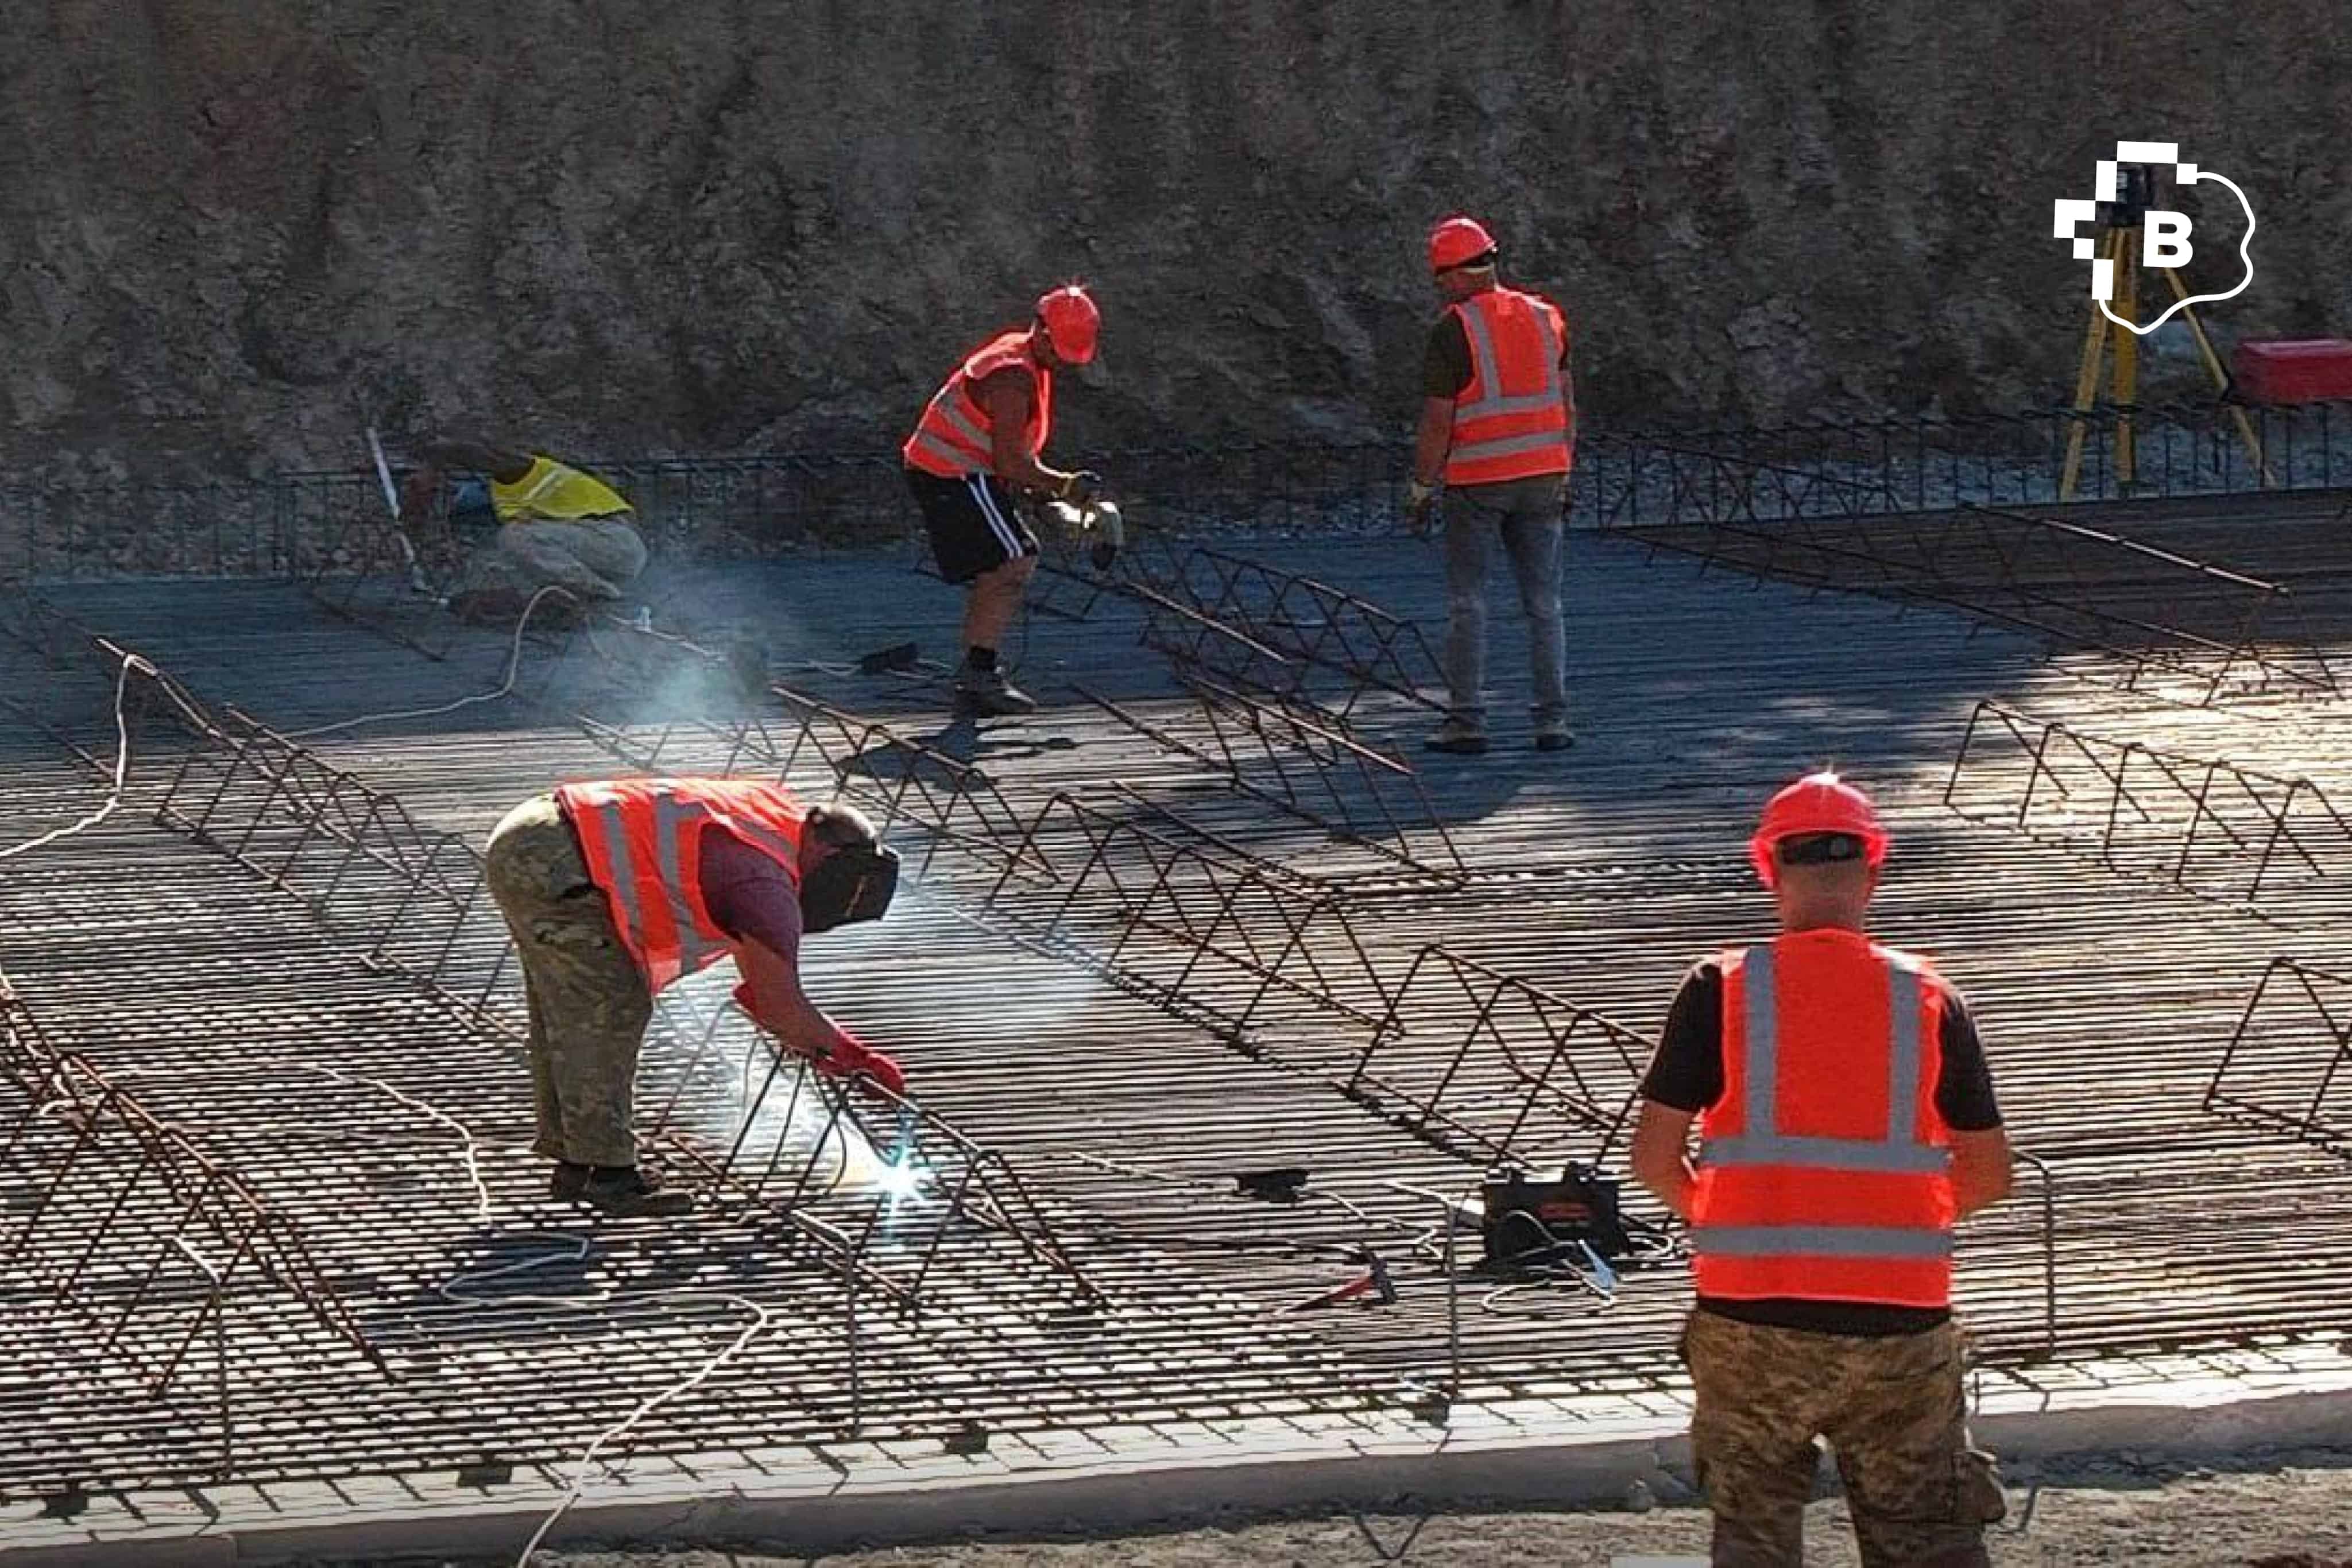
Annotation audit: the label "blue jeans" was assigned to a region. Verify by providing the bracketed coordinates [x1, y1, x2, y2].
[1442, 475, 1568, 727]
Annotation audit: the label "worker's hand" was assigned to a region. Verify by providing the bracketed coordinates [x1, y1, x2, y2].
[1058, 469, 1106, 505]
[1405, 479, 1440, 535]
[838, 1040, 907, 1099]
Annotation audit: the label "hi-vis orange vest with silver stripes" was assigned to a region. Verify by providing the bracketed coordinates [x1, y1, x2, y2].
[902, 330, 1055, 478]
[554, 778, 807, 994]
[1443, 286, 1573, 487]
[1689, 930, 1959, 1309]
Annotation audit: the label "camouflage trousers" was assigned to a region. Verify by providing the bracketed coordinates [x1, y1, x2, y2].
[458, 517, 648, 603]
[1682, 1309, 2005, 1568]
[483, 795, 652, 1168]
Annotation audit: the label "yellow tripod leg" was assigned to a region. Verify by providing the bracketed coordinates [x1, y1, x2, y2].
[2060, 228, 2115, 503]
[2114, 233, 2139, 490]
[2162, 265, 2273, 487]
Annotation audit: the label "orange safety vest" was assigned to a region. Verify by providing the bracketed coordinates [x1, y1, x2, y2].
[902, 329, 1054, 478]
[1689, 930, 1958, 1308]
[554, 777, 807, 994]
[1444, 286, 1573, 487]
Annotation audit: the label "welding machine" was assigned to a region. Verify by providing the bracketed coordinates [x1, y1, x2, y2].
[1480, 1163, 1630, 1268]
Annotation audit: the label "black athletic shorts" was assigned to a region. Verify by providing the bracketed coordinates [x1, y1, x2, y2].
[904, 468, 1040, 585]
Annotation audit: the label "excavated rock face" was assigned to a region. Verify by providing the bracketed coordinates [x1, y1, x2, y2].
[1, 1, 2344, 483]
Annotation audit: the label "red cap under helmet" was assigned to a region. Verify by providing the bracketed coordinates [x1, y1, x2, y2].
[1035, 285, 1100, 365]
[1428, 215, 1499, 274]
[1747, 771, 1889, 889]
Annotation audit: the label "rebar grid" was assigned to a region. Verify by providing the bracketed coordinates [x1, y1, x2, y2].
[978, 791, 1393, 1051]
[1944, 700, 2352, 911]
[1607, 494, 2338, 706]
[1340, 944, 1647, 1170]
[0, 979, 380, 1409]
[1150, 545, 1444, 717]
[2206, 957, 2352, 1156]
[295, 486, 462, 661]
[1078, 673, 1463, 885]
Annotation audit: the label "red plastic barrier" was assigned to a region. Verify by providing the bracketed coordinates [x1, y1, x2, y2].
[2232, 339, 2352, 405]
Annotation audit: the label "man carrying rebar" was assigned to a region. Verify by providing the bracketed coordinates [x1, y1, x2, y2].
[1629, 772, 2014, 1568]
[483, 777, 904, 1216]
[902, 285, 1107, 718]
[400, 438, 648, 623]
[1407, 215, 1576, 755]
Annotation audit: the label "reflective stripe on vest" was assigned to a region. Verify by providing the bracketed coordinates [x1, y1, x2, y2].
[1688, 938, 1956, 1307]
[1445, 287, 1572, 486]
[903, 331, 1053, 478]
[555, 779, 806, 995]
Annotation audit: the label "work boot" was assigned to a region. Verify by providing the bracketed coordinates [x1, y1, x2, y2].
[578, 1165, 694, 1218]
[1423, 715, 1488, 755]
[550, 1160, 593, 1202]
[954, 666, 1038, 718]
[1533, 716, 1573, 753]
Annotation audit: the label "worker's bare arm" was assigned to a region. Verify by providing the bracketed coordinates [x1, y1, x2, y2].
[981, 371, 1071, 495]
[1629, 1099, 1700, 1224]
[1412, 396, 1454, 489]
[1949, 1126, 2014, 1218]
[732, 936, 857, 1062]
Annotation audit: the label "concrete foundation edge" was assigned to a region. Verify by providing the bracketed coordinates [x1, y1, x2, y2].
[10, 1384, 2352, 1567]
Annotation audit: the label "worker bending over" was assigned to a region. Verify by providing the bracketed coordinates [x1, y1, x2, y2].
[1631, 772, 2013, 1567]
[484, 777, 904, 1216]
[403, 438, 648, 622]
[1407, 216, 1576, 755]
[903, 286, 1108, 717]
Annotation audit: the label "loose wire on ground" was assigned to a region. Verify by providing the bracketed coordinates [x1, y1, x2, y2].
[284, 585, 577, 739]
[0, 646, 149, 862]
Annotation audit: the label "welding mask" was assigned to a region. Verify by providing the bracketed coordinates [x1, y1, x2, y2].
[798, 839, 901, 933]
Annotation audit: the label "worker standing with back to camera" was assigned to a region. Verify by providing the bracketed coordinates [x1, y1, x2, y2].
[1407, 215, 1576, 756]
[1630, 772, 2013, 1567]
[902, 286, 1109, 718]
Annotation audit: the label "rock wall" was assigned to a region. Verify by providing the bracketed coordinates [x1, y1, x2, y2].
[1, 0, 2345, 481]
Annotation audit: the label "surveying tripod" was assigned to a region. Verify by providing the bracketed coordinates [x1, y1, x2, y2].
[2060, 162, 2269, 501]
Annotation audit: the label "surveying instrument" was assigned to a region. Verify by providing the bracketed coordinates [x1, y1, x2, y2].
[2059, 160, 2268, 501]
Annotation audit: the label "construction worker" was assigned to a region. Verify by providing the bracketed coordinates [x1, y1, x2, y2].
[903, 285, 1107, 717]
[1407, 215, 1576, 755]
[401, 439, 648, 622]
[483, 777, 904, 1216]
[1629, 772, 2014, 1568]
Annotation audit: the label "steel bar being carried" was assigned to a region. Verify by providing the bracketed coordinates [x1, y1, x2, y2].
[1943, 700, 2352, 912]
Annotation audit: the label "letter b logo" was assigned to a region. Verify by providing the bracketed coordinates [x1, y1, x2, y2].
[2143, 211, 2194, 268]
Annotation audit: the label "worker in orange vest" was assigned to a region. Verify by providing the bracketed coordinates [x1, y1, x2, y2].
[903, 286, 1107, 718]
[1630, 773, 2014, 1567]
[1407, 215, 1576, 754]
[482, 777, 904, 1216]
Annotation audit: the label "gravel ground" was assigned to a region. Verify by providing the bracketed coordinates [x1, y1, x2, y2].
[322, 1448, 2352, 1568]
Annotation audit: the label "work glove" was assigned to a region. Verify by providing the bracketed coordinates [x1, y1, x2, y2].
[1058, 469, 1106, 505]
[1405, 479, 1440, 535]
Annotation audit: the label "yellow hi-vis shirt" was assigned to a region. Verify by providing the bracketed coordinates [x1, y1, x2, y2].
[490, 456, 633, 523]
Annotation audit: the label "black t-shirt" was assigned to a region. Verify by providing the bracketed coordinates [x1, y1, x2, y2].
[1641, 951, 2003, 1336]
[1422, 307, 1573, 399]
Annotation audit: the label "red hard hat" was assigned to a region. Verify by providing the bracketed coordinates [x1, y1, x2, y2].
[1035, 284, 1100, 365]
[1428, 215, 1499, 273]
[1748, 771, 1889, 888]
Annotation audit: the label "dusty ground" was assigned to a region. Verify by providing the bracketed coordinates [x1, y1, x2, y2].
[328, 1449, 2352, 1567]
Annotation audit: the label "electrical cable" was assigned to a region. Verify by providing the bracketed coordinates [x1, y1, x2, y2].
[284, 585, 578, 739]
[264, 1063, 775, 1568]
[0, 646, 150, 862]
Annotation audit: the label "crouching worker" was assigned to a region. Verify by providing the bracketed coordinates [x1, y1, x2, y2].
[402, 438, 648, 622]
[484, 777, 904, 1216]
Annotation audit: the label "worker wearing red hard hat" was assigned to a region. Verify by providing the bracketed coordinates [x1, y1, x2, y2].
[1630, 772, 2014, 1566]
[1410, 215, 1577, 754]
[903, 285, 1108, 717]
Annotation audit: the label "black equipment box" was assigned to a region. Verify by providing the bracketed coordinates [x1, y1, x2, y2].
[1480, 1163, 1630, 1265]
